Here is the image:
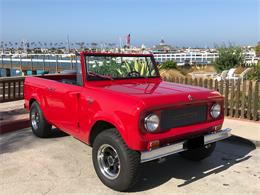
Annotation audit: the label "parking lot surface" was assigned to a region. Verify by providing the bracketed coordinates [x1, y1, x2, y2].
[1, 128, 260, 195]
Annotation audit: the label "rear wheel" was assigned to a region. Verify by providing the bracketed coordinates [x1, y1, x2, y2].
[92, 129, 140, 191]
[30, 101, 52, 138]
[180, 143, 216, 161]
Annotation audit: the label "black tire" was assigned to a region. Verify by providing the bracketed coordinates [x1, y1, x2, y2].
[180, 143, 216, 161]
[30, 101, 52, 138]
[92, 128, 140, 192]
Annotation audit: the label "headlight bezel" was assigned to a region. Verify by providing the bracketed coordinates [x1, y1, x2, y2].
[210, 103, 221, 119]
[144, 113, 160, 132]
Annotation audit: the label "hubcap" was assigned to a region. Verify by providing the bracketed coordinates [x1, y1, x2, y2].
[31, 110, 40, 130]
[97, 144, 120, 180]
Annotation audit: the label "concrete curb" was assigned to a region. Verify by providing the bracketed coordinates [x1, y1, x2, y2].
[0, 119, 30, 134]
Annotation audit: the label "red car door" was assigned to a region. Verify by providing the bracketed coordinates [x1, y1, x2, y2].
[45, 81, 85, 137]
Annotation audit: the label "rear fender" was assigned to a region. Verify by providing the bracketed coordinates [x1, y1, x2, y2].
[29, 93, 50, 124]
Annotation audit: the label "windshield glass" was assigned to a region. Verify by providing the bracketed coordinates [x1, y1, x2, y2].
[85, 55, 159, 80]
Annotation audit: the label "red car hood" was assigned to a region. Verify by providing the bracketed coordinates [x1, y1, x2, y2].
[96, 79, 222, 107]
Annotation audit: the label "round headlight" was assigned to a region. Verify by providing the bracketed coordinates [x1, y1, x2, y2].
[144, 114, 160, 132]
[210, 103, 221, 118]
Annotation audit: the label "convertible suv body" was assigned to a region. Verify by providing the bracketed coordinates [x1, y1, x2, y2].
[24, 52, 231, 191]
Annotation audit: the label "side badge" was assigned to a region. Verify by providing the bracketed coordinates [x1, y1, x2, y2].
[188, 94, 193, 101]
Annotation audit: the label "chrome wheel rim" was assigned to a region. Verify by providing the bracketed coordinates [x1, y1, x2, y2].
[31, 110, 40, 130]
[97, 144, 120, 180]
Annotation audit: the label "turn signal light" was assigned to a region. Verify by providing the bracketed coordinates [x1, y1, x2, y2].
[148, 140, 160, 150]
[213, 125, 222, 131]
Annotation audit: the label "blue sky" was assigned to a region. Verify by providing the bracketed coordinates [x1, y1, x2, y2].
[0, 0, 259, 47]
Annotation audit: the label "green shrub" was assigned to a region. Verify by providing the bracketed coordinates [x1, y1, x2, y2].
[248, 62, 260, 81]
[160, 60, 177, 70]
[214, 45, 244, 72]
[255, 42, 260, 57]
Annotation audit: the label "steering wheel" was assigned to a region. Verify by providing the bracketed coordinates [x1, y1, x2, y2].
[127, 71, 140, 77]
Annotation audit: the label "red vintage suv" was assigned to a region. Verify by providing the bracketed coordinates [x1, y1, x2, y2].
[24, 52, 231, 191]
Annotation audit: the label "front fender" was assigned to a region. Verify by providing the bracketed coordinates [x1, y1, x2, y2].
[87, 111, 130, 147]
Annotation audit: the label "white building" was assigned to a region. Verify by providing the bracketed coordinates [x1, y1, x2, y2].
[243, 50, 258, 65]
[153, 49, 218, 65]
[153, 49, 257, 66]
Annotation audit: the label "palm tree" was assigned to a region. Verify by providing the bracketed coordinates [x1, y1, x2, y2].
[14, 42, 18, 51]
[9, 42, 13, 48]
[0, 41, 4, 52]
[91, 42, 98, 48]
[20, 41, 23, 48]
[31, 42, 35, 49]
[80, 42, 85, 50]
[26, 42, 30, 49]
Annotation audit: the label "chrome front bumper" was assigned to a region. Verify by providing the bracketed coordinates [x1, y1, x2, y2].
[140, 128, 231, 163]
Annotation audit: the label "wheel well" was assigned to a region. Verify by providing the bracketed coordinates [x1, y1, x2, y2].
[29, 98, 37, 108]
[89, 121, 115, 146]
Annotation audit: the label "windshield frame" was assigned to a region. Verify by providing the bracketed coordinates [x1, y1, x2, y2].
[84, 53, 160, 81]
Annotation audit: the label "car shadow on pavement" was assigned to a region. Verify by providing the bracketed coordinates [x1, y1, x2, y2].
[49, 128, 69, 138]
[131, 137, 255, 192]
[0, 128, 68, 154]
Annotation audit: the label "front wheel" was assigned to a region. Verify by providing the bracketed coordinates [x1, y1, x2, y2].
[180, 143, 216, 161]
[92, 129, 140, 191]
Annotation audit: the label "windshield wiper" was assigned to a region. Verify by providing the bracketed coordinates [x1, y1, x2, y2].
[88, 71, 113, 80]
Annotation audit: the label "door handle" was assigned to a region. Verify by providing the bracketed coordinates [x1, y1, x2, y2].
[68, 92, 80, 98]
[47, 87, 56, 91]
[86, 97, 94, 104]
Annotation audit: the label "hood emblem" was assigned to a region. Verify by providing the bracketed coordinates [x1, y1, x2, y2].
[188, 94, 193, 101]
